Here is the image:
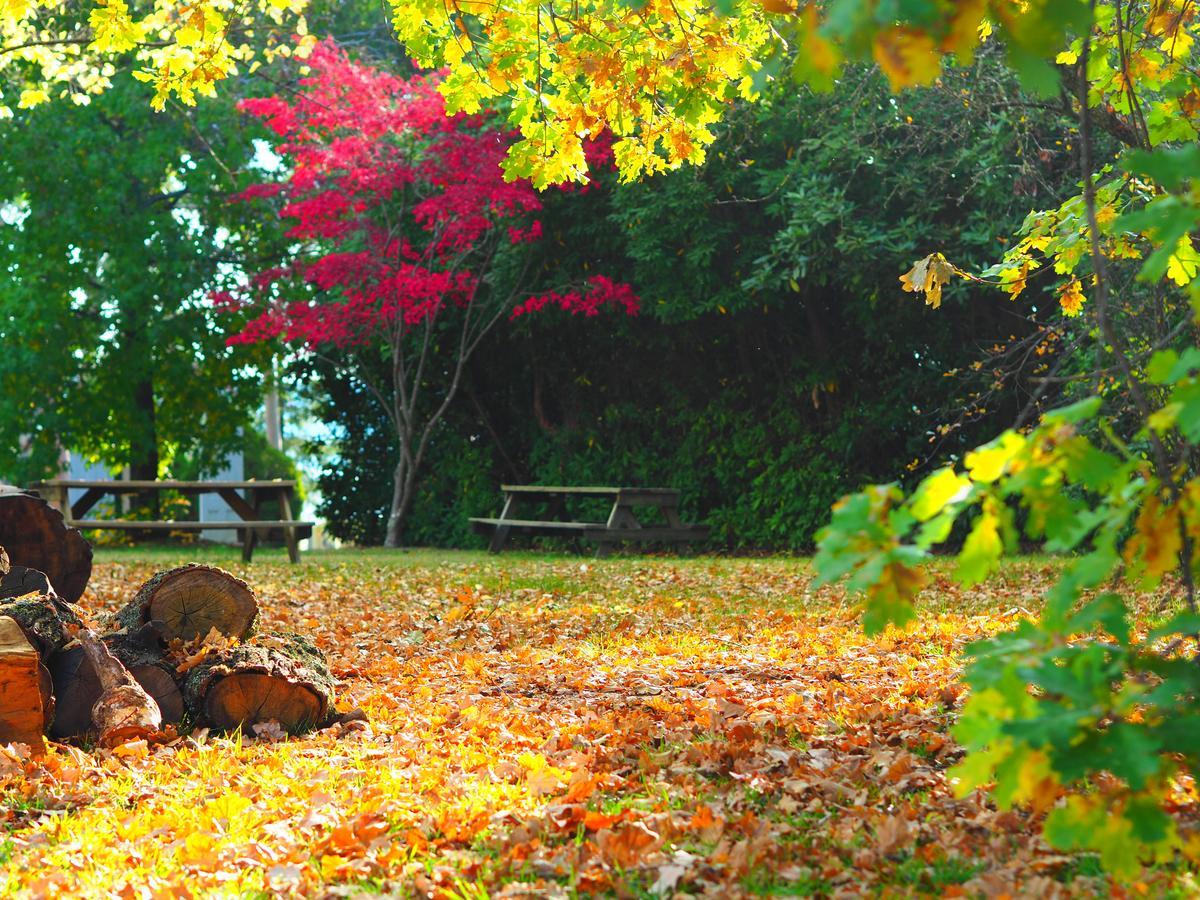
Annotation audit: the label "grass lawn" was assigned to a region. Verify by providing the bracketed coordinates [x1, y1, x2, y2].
[2, 547, 1195, 897]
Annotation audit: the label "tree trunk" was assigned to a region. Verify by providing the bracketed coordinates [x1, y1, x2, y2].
[0, 492, 93, 603]
[384, 454, 416, 548]
[182, 632, 335, 734]
[129, 375, 160, 520]
[112, 564, 258, 641]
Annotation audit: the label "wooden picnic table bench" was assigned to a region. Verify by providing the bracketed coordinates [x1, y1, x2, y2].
[470, 484, 708, 555]
[29, 479, 314, 564]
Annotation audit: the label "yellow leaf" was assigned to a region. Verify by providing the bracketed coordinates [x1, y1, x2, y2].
[17, 88, 49, 109]
[899, 253, 956, 309]
[1167, 237, 1199, 287]
[965, 431, 1026, 483]
[910, 467, 971, 521]
[872, 28, 941, 90]
[1058, 278, 1085, 317]
[1125, 495, 1181, 587]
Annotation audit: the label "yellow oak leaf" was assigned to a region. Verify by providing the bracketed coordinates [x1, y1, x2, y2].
[1125, 495, 1182, 587]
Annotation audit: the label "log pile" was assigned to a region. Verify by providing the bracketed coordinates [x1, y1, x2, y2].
[0, 492, 340, 752]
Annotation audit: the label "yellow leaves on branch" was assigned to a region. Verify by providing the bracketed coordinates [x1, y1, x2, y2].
[0, 0, 312, 116]
[88, 0, 142, 54]
[1058, 277, 1086, 317]
[900, 252, 959, 309]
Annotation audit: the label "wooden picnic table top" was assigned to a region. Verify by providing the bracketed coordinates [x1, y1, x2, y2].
[500, 484, 679, 497]
[33, 479, 296, 492]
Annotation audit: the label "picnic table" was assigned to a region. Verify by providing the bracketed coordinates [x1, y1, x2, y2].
[469, 485, 708, 555]
[29, 479, 314, 563]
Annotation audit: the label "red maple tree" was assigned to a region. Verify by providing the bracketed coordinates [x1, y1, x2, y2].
[218, 42, 637, 546]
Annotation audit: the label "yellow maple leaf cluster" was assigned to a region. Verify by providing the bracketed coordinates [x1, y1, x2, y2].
[0, 0, 313, 117]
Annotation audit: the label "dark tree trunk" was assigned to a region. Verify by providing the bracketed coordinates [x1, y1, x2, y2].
[129, 375, 160, 519]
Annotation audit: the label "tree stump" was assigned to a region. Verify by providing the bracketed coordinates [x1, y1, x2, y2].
[0, 492, 92, 603]
[114, 565, 257, 641]
[0, 615, 52, 751]
[183, 633, 335, 734]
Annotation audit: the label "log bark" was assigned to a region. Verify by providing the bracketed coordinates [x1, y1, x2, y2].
[72, 626, 162, 747]
[0, 615, 52, 752]
[113, 564, 257, 641]
[0, 594, 71, 658]
[0, 492, 92, 603]
[183, 632, 335, 734]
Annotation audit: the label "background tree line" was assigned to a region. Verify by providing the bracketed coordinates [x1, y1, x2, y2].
[308, 51, 1082, 549]
[1, 18, 1081, 550]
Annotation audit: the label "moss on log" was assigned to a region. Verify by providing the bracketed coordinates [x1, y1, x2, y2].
[183, 633, 335, 734]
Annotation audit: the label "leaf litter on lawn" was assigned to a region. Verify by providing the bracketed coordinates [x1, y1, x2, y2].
[1, 552, 1196, 897]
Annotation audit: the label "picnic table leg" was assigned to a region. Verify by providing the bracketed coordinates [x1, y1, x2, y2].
[488, 494, 516, 553]
[278, 489, 301, 565]
[70, 487, 107, 522]
[241, 527, 257, 563]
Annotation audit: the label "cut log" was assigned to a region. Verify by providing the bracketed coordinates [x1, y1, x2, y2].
[183, 633, 335, 734]
[72, 626, 161, 747]
[0, 565, 52, 602]
[48, 637, 184, 740]
[0, 492, 92, 603]
[114, 565, 257, 641]
[0, 616, 50, 752]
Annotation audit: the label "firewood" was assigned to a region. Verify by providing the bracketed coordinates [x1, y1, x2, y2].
[0, 615, 52, 752]
[183, 633, 335, 734]
[113, 564, 257, 641]
[0, 492, 92, 603]
[0, 565, 52, 602]
[0, 594, 71, 659]
[48, 632, 184, 741]
[71, 626, 162, 747]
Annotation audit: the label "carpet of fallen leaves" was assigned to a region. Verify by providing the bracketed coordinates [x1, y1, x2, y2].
[2, 549, 1198, 898]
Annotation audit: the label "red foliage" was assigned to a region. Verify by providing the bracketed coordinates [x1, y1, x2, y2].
[222, 41, 637, 351]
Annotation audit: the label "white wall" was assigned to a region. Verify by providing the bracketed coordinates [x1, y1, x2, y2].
[199, 452, 245, 543]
